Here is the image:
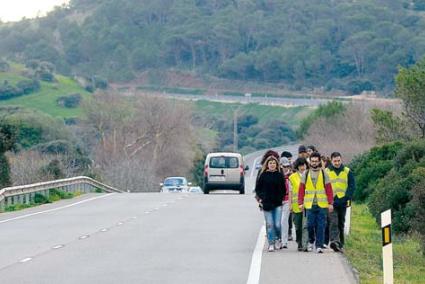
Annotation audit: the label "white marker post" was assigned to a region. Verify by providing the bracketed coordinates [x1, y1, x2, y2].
[381, 209, 393, 284]
[344, 200, 352, 236]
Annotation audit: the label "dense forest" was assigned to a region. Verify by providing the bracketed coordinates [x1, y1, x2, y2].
[1, 0, 425, 93]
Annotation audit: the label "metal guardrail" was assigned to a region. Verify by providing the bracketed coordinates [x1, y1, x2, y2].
[0, 176, 123, 212]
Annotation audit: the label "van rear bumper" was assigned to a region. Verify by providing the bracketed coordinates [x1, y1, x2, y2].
[204, 177, 244, 190]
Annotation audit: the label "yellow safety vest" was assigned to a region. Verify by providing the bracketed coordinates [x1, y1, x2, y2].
[326, 167, 350, 199]
[304, 170, 329, 209]
[289, 172, 302, 213]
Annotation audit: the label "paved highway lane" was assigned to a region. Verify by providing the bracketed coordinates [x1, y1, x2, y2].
[0, 192, 263, 283]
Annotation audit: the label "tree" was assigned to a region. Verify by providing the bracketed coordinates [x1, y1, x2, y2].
[371, 108, 411, 143]
[0, 121, 16, 187]
[395, 58, 425, 138]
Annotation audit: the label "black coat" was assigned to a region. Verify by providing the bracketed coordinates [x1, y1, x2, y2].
[255, 170, 286, 211]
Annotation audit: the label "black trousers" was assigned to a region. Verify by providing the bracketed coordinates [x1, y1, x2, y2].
[330, 205, 347, 248]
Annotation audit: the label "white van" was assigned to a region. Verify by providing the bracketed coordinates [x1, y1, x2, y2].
[203, 152, 248, 194]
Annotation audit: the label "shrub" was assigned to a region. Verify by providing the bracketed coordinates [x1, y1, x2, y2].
[49, 188, 73, 200]
[0, 60, 10, 72]
[25, 60, 56, 82]
[94, 76, 108, 89]
[56, 93, 82, 108]
[5, 203, 33, 212]
[357, 140, 425, 234]
[394, 140, 425, 169]
[41, 159, 64, 179]
[16, 79, 40, 94]
[350, 141, 404, 201]
[346, 79, 375, 95]
[0, 82, 23, 100]
[34, 193, 49, 204]
[36, 69, 55, 82]
[410, 168, 425, 255]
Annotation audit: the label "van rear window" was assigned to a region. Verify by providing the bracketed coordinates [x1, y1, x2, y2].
[209, 157, 239, 168]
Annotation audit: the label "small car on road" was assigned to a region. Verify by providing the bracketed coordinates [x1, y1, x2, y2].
[160, 177, 191, 193]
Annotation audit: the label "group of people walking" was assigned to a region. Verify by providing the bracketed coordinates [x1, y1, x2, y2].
[255, 145, 355, 253]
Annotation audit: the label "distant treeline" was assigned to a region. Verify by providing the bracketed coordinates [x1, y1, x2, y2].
[1, 0, 425, 93]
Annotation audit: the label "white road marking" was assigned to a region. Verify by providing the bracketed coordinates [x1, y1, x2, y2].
[144, 211, 151, 214]
[162, 204, 168, 207]
[246, 225, 266, 284]
[100, 228, 108, 232]
[52, 245, 64, 249]
[19, 258, 32, 263]
[117, 222, 124, 226]
[0, 194, 115, 225]
[79, 235, 89, 240]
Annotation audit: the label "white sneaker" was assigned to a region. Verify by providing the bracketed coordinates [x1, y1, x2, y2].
[268, 245, 275, 252]
[323, 244, 328, 249]
[317, 248, 323, 254]
[307, 243, 314, 252]
[275, 239, 282, 250]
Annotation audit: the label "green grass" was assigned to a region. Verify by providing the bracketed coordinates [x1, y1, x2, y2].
[0, 63, 91, 119]
[345, 204, 425, 283]
[194, 100, 313, 127]
[137, 85, 206, 95]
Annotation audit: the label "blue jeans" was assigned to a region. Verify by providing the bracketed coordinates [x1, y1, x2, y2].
[307, 205, 327, 248]
[264, 206, 283, 245]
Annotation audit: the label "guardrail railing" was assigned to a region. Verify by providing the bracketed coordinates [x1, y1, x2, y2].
[0, 176, 123, 212]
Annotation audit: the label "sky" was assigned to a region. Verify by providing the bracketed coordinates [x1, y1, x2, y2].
[0, 0, 70, 22]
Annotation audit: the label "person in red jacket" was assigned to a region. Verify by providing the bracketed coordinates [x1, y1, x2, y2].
[298, 152, 334, 253]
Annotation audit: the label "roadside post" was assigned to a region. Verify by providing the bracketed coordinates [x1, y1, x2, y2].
[381, 209, 393, 284]
[344, 200, 352, 235]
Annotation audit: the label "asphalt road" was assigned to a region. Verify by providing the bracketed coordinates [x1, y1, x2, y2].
[0, 146, 357, 284]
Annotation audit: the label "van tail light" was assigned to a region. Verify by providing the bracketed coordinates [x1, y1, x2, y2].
[240, 165, 244, 176]
[204, 165, 208, 177]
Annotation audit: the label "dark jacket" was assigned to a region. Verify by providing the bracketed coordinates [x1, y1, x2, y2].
[255, 170, 286, 211]
[327, 164, 355, 207]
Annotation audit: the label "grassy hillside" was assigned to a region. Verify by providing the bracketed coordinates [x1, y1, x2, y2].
[194, 100, 312, 128]
[0, 63, 91, 119]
